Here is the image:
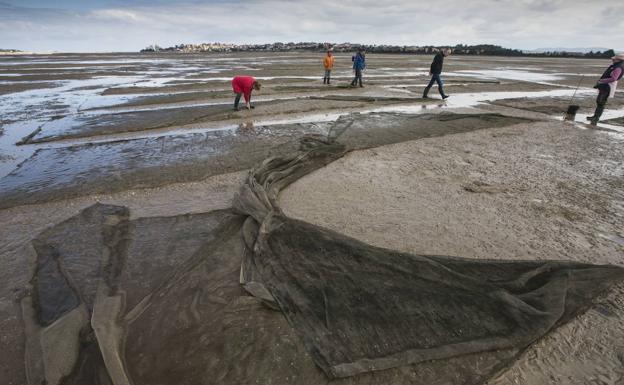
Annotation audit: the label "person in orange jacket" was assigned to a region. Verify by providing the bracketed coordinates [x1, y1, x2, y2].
[232, 75, 261, 110]
[323, 50, 335, 84]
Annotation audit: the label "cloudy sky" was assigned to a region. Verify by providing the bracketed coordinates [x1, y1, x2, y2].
[1, 0, 622, 52]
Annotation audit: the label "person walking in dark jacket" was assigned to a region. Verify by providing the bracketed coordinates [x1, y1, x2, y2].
[423, 48, 451, 99]
[350, 49, 366, 87]
[587, 53, 624, 125]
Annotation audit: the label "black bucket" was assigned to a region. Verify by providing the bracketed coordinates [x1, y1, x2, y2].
[564, 105, 580, 121]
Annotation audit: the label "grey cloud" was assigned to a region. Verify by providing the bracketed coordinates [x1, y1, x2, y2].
[0, 2, 72, 20]
[0, 0, 622, 52]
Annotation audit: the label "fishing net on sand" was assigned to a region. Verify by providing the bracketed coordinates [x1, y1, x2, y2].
[234, 135, 624, 379]
[24, 128, 624, 384]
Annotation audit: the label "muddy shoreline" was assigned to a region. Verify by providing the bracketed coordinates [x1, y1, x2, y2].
[1, 52, 623, 385]
[0, 112, 529, 209]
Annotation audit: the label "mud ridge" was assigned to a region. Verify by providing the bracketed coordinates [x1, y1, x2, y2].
[0, 112, 531, 209]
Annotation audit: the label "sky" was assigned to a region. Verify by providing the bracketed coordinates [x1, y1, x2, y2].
[1, 0, 623, 53]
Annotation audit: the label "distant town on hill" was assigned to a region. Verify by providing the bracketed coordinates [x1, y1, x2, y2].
[0, 44, 616, 57]
[140, 42, 616, 58]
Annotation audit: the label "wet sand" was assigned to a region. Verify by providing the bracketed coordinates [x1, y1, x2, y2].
[0, 52, 623, 385]
[280, 119, 624, 385]
[0, 113, 528, 209]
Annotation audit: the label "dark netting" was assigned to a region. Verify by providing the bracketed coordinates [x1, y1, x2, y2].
[23, 130, 624, 384]
[27, 205, 248, 385]
[246, 214, 624, 378]
[233, 135, 624, 379]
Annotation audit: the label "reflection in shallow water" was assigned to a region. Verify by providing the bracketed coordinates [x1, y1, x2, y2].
[0, 121, 42, 177]
[447, 69, 564, 82]
[1, 55, 622, 182]
[0, 113, 529, 209]
[3, 87, 616, 179]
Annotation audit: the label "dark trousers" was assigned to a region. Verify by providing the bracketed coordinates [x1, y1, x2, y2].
[596, 84, 610, 105]
[590, 84, 610, 123]
[234, 93, 242, 109]
[423, 74, 446, 97]
[351, 69, 363, 87]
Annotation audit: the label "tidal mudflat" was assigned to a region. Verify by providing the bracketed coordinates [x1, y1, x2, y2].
[1, 52, 623, 385]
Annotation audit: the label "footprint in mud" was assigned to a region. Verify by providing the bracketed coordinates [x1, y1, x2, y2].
[462, 180, 516, 194]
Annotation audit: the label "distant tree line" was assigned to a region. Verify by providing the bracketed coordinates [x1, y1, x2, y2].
[532, 49, 616, 58]
[140, 42, 616, 58]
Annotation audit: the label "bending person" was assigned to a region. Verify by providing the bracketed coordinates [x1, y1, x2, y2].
[232, 75, 261, 111]
[423, 48, 450, 99]
[587, 53, 623, 125]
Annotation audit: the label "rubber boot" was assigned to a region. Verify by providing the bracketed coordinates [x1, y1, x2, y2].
[439, 85, 449, 99]
[423, 87, 431, 98]
[234, 93, 242, 110]
[587, 103, 604, 120]
[590, 103, 605, 126]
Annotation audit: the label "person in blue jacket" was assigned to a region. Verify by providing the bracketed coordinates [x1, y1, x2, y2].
[423, 48, 451, 99]
[350, 49, 366, 87]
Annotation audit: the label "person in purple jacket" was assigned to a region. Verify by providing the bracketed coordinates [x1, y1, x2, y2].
[587, 53, 624, 125]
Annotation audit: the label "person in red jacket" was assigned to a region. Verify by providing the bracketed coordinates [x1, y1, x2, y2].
[232, 76, 261, 110]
